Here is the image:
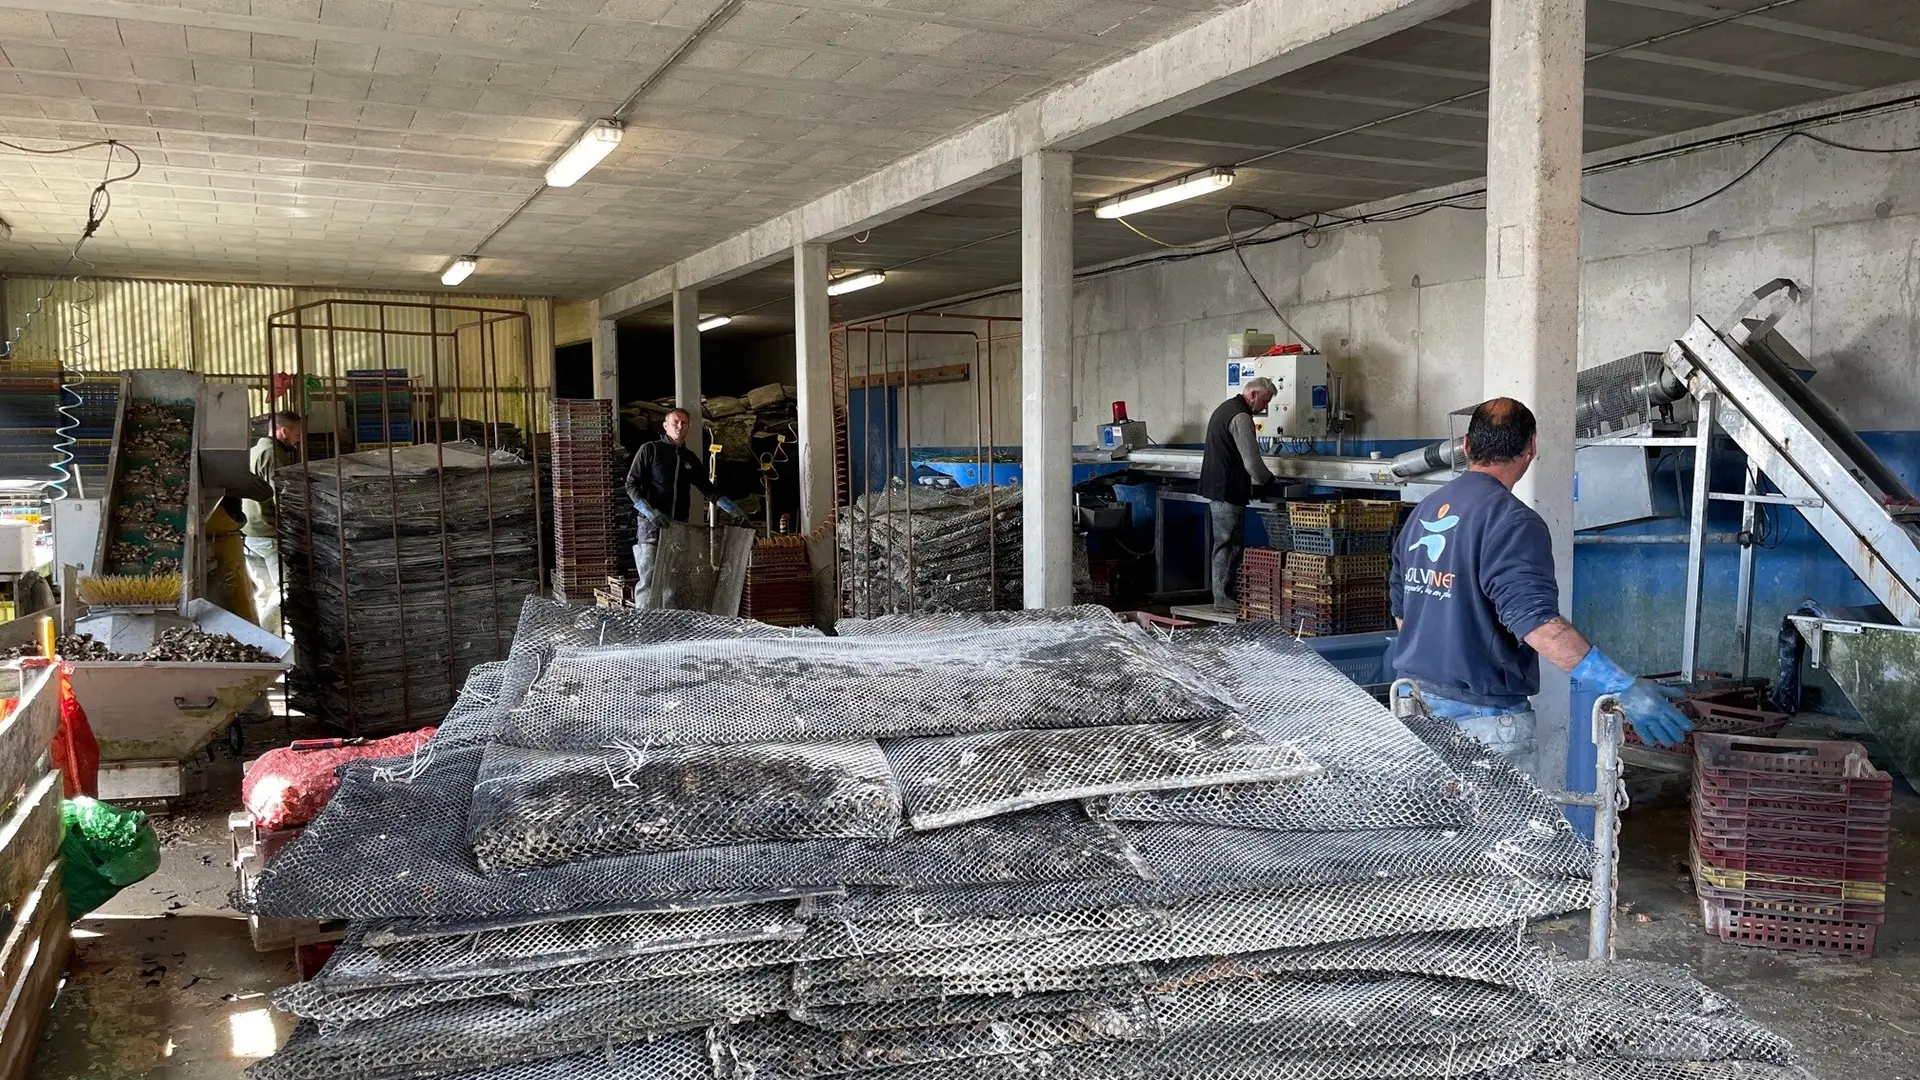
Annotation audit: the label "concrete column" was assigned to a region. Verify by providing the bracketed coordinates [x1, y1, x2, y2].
[672, 287, 707, 517]
[1482, 0, 1586, 793]
[794, 242, 835, 534]
[590, 315, 619, 403]
[1021, 150, 1074, 609]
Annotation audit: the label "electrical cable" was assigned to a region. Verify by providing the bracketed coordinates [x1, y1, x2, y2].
[1117, 217, 1180, 248]
[2, 139, 140, 360]
[1223, 205, 1308, 344]
[1582, 128, 1920, 216]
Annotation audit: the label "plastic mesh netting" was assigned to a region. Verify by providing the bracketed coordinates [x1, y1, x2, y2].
[316, 902, 808, 991]
[882, 719, 1317, 830]
[247, 598, 1806, 1080]
[1102, 622, 1476, 831]
[253, 736, 1141, 920]
[502, 620, 1235, 748]
[468, 740, 902, 872]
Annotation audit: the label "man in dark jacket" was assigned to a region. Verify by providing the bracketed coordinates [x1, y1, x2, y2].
[1199, 378, 1276, 611]
[624, 408, 742, 584]
[1390, 397, 1691, 778]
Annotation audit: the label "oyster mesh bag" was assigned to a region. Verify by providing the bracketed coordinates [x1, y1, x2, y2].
[881, 719, 1318, 830]
[248, 599, 1802, 1080]
[468, 740, 903, 872]
[499, 619, 1236, 748]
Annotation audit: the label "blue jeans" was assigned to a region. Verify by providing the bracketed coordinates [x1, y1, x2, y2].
[1400, 687, 1539, 780]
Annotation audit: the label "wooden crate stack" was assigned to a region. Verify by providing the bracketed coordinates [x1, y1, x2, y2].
[0, 663, 68, 1080]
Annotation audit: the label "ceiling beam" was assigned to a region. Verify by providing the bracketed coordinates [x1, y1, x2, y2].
[595, 0, 1475, 319]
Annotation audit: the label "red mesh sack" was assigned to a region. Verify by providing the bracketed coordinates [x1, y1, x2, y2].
[52, 663, 100, 799]
[243, 727, 437, 832]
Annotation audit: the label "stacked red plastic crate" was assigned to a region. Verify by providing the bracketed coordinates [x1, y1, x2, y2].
[1691, 733, 1892, 957]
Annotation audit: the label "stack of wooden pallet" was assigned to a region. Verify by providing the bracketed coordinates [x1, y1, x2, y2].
[0, 662, 67, 1080]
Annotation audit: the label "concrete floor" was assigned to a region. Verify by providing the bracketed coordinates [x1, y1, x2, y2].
[20, 717, 1920, 1080]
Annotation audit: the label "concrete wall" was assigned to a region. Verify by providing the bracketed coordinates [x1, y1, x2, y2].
[895, 104, 1920, 446]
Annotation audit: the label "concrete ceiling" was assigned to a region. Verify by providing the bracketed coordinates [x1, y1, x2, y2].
[0, 0, 1243, 294]
[661, 0, 1920, 338]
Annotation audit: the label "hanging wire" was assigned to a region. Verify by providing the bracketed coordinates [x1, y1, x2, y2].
[0, 139, 141, 498]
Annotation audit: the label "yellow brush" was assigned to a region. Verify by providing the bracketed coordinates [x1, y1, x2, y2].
[77, 573, 182, 607]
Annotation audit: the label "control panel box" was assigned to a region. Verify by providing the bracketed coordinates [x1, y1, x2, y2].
[1227, 350, 1330, 438]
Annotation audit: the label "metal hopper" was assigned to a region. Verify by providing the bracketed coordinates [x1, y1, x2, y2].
[67, 599, 292, 799]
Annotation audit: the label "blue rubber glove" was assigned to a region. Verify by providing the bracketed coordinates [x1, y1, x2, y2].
[1571, 647, 1693, 748]
[636, 501, 668, 528]
[715, 496, 743, 520]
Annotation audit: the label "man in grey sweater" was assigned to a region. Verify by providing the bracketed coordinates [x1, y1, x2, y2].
[1198, 378, 1277, 611]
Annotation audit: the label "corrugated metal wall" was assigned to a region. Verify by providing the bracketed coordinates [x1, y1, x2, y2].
[3, 277, 554, 433]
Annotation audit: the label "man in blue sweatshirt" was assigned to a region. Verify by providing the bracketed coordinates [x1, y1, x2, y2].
[1389, 397, 1691, 778]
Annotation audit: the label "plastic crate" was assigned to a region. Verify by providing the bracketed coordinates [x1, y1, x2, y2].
[1254, 508, 1293, 552]
[1690, 829, 1889, 882]
[1694, 734, 1893, 803]
[1286, 499, 1402, 531]
[1282, 552, 1392, 584]
[1692, 781, 1895, 826]
[1700, 896, 1878, 956]
[1288, 527, 1394, 556]
[1692, 862, 1889, 909]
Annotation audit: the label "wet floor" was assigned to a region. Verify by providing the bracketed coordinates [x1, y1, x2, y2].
[23, 714, 1920, 1080]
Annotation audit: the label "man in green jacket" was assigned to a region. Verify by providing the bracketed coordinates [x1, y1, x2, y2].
[241, 411, 302, 635]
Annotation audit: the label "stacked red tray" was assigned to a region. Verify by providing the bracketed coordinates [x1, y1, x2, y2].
[1624, 694, 1792, 756]
[1236, 548, 1287, 622]
[1691, 733, 1892, 957]
[549, 399, 617, 603]
[743, 536, 813, 627]
[1274, 551, 1392, 636]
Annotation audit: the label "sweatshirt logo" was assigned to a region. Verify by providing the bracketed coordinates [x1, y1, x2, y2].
[1409, 502, 1460, 562]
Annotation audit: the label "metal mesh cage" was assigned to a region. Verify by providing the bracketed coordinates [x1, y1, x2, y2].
[468, 740, 903, 872]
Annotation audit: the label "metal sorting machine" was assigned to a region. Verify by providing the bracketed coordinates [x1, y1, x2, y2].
[44, 369, 292, 800]
[1123, 278, 1920, 784]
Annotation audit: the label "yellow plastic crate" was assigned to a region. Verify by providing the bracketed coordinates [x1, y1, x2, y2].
[1693, 860, 1887, 904]
[1285, 500, 1401, 532]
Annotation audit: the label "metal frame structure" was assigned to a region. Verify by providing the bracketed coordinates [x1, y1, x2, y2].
[266, 298, 547, 733]
[833, 311, 1020, 618]
[1659, 303, 1920, 679]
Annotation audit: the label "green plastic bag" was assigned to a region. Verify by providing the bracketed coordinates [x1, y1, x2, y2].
[59, 797, 161, 921]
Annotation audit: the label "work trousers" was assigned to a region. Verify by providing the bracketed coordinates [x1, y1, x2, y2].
[1207, 500, 1247, 611]
[243, 536, 282, 638]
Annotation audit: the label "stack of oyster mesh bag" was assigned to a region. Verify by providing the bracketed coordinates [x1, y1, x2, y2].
[837, 482, 1091, 617]
[242, 599, 1813, 1080]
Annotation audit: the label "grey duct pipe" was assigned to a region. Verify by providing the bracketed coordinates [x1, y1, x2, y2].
[1388, 437, 1466, 478]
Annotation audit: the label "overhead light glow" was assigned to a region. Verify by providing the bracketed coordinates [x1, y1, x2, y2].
[545, 119, 623, 188]
[440, 257, 476, 287]
[826, 270, 886, 297]
[1094, 167, 1235, 219]
[697, 315, 732, 332]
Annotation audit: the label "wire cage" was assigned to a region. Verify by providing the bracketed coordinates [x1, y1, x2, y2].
[268, 299, 549, 735]
[832, 313, 1023, 620]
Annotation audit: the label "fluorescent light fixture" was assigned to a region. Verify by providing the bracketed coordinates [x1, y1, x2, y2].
[697, 315, 732, 332]
[1094, 167, 1235, 219]
[826, 270, 886, 297]
[545, 119, 623, 188]
[440, 257, 476, 287]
